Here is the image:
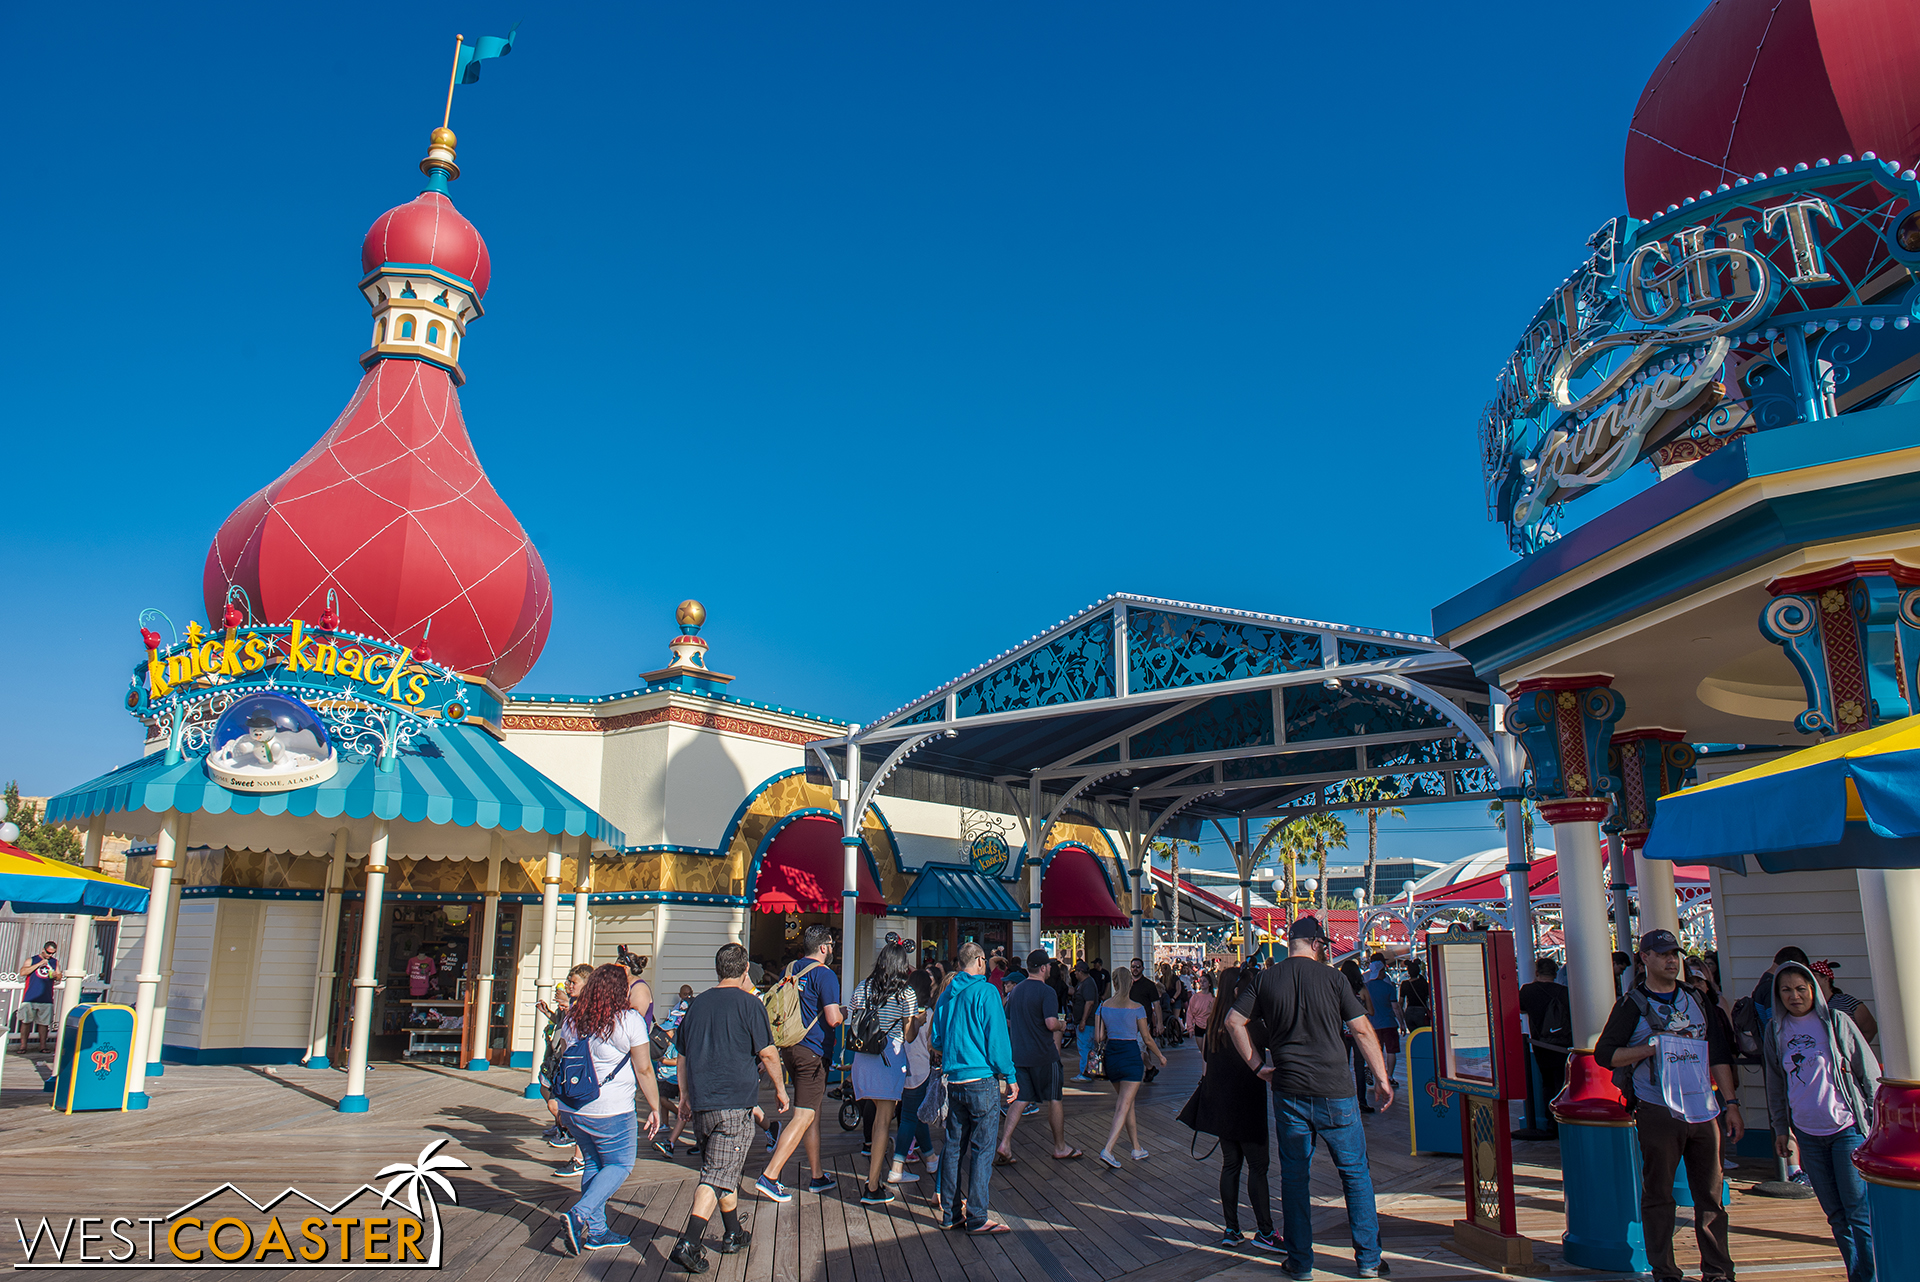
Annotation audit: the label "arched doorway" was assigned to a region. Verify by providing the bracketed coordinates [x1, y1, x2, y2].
[748, 814, 886, 970]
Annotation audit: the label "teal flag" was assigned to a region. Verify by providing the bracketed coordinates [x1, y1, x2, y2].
[456, 23, 520, 84]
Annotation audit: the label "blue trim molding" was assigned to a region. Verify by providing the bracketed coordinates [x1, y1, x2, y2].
[180, 886, 323, 901]
[160, 1044, 307, 1066]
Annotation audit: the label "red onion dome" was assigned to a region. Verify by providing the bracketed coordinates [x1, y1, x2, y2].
[1625, 0, 1920, 220]
[362, 191, 491, 296]
[203, 360, 551, 689]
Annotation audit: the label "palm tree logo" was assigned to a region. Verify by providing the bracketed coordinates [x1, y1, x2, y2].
[376, 1138, 470, 1266]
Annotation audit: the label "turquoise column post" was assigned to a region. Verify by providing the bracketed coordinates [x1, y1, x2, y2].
[1506, 677, 1643, 1273]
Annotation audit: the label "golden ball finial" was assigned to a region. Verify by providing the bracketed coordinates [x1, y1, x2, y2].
[676, 599, 707, 629]
[431, 126, 457, 150]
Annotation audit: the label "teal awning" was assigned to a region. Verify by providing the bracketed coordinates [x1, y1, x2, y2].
[45, 722, 623, 859]
[897, 862, 1024, 920]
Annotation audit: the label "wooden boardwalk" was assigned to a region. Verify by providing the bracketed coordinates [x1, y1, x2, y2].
[0, 1041, 1848, 1279]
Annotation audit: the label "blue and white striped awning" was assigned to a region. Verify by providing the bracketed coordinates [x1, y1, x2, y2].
[895, 862, 1025, 920]
[45, 722, 623, 859]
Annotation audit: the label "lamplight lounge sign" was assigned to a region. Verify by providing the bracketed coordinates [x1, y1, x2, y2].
[1480, 157, 1920, 548]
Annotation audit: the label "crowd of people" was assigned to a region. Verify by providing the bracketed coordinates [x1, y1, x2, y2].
[521, 918, 1879, 1282]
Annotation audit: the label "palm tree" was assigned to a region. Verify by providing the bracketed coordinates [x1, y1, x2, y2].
[1265, 816, 1310, 927]
[1488, 798, 1540, 864]
[377, 1138, 470, 1266]
[1304, 813, 1348, 911]
[1339, 778, 1406, 905]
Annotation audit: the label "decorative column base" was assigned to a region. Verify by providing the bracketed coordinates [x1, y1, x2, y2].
[145, 1062, 165, 1078]
[465, 1058, 490, 1072]
[1552, 1051, 1646, 1274]
[304, 1055, 331, 1070]
[127, 1092, 151, 1111]
[1857, 1078, 1920, 1263]
[523, 1082, 544, 1100]
[337, 1094, 370, 1114]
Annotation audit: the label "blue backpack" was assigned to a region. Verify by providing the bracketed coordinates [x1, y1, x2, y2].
[547, 1033, 630, 1110]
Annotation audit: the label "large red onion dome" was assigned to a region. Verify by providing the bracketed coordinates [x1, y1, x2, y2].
[203, 129, 550, 689]
[1625, 0, 1920, 220]
[361, 191, 491, 296]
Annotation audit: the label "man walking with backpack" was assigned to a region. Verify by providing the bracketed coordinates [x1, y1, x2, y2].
[667, 944, 789, 1274]
[1596, 930, 1744, 1282]
[756, 925, 843, 1201]
[1518, 957, 1571, 1134]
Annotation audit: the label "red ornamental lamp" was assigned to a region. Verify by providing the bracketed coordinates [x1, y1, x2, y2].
[140, 627, 162, 653]
[224, 603, 245, 630]
[200, 126, 550, 689]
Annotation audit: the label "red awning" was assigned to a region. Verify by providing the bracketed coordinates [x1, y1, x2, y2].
[1416, 855, 1712, 904]
[1041, 847, 1129, 928]
[754, 815, 886, 917]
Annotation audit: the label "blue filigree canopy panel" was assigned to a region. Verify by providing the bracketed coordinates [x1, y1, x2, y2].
[1480, 157, 1920, 554]
[828, 595, 1499, 830]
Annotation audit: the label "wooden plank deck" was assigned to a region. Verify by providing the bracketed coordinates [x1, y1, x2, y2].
[0, 1042, 1848, 1279]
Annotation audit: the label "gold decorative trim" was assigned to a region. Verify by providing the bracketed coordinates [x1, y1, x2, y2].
[503, 704, 834, 746]
[543, 876, 563, 886]
[482, 890, 502, 898]
[365, 864, 389, 875]
[1860, 1171, 1920, 1191]
[151, 860, 176, 870]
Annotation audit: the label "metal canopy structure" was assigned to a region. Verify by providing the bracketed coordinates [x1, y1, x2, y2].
[807, 594, 1527, 963]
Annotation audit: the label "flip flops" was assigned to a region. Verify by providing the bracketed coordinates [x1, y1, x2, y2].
[968, 1221, 1010, 1235]
[993, 1153, 1018, 1167]
[1052, 1149, 1083, 1160]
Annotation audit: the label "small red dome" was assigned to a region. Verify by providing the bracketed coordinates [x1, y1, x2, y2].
[361, 192, 491, 297]
[1625, 0, 1920, 220]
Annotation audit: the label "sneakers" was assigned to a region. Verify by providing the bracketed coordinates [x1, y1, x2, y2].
[860, 1144, 872, 1157]
[1130, 1148, 1150, 1161]
[583, 1230, 631, 1251]
[1021, 1103, 1039, 1116]
[718, 1231, 751, 1255]
[1216, 1231, 1247, 1249]
[755, 1175, 793, 1203]
[557, 1214, 581, 1256]
[859, 1185, 897, 1206]
[553, 1156, 585, 1178]
[652, 1139, 677, 1157]
[686, 1144, 704, 1158]
[805, 1175, 836, 1195]
[1071, 1074, 1094, 1082]
[1357, 1260, 1393, 1277]
[1251, 1231, 1284, 1254]
[542, 1124, 574, 1148]
[906, 1140, 921, 1161]
[668, 1239, 709, 1274]
[1789, 1167, 1812, 1186]
[886, 1167, 919, 1185]
[765, 1119, 782, 1152]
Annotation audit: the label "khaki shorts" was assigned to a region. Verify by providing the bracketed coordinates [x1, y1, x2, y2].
[781, 1044, 827, 1114]
[18, 1002, 54, 1026]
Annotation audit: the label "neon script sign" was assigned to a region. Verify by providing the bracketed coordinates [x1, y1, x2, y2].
[1480, 157, 1920, 551]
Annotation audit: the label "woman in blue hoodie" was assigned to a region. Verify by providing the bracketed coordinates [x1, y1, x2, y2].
[931, 942, 1019, 1234]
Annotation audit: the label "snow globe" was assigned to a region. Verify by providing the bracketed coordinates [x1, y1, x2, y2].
[204, 692, 338, 791]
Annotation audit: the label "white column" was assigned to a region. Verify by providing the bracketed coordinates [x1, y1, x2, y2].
[305, 830, 349, 1068]
[469, 837, 503, 1071]
[526, 834, 566, 1098]
[1502, 799, 1536, 977]
[51, 815, 106, 1069]
[570, 836, 593, 969]
[1606, 832, 1634, 957]
[1858, 868, 1920, 1078]
[1130, 865, 1144, 962]
[1632, 848, 1681, 940]
[340, 821, 390, 1112]
[145, 817, 190, 1072]
[841, 734, 863, 1006]
[126, 811, 183, 1109]
[1551, 815, 1616, 1048]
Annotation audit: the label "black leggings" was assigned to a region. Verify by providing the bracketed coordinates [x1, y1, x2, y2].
[1219, 1138, 1272, 1236]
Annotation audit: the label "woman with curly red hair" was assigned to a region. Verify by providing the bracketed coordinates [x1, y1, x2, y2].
[554, 963, 662, 1254]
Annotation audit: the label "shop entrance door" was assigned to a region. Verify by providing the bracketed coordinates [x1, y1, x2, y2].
[474, 905, 520, 1067]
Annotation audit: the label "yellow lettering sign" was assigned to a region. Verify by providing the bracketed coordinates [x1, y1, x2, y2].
[362, 1217, 390, 1262]
[242, 635, 267, 672]
[297, 1217, 329, 1262]
[287, 620, 313, 672]
[405, 672, 429, 706]
[329, 1218, 359, 1263]
[313, 643, 339, 676]
[337, 647, 366, 681]
[206, 1218, 253, 1263]
[395, 1218, 425, 1261]
[168, 1218, 202, 1263]
[254, 1216, 295, 1262]
[221, 628, 244, 675]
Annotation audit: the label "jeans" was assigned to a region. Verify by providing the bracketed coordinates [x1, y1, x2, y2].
[895, 1080, 932, 1161]
[1635, 1103, 1733, 1281]
[939, 1078, 1003, 1230]
[1795, 1125, 1874, 1282]
[559, 1108, 638, 1238]
[1219, 1137, 1272, 1236]
[1078, 1025, 1097, 1075]
[1275, 1094, 1379, 1274]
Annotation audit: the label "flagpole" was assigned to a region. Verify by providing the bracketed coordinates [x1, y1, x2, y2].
[443, 33, 465, 129]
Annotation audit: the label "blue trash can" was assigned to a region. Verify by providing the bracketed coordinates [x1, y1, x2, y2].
[51, 1004, 137, 1113]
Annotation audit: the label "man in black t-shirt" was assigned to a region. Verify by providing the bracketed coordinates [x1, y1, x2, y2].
[669, 944, 789, 1274]
[1090, 958, 1110, 1000]
[1072, 966, 1103, 1081]
[1227, 917, 1390, 1280]
[997, 952, 1079, 1161]
[1127, 958, 1162, 1038]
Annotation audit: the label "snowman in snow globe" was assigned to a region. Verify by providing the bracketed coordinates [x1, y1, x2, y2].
[205, 692, 338, 791]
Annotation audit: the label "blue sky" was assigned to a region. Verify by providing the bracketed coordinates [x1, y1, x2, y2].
[0, 2, 1702, 866]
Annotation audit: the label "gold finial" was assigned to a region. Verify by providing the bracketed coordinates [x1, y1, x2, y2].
[419, 126, 460, 182]
[676, 600, 707, 629]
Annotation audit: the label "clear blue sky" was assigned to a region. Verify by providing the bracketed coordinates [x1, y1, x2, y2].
[0, 3, 1703, 866]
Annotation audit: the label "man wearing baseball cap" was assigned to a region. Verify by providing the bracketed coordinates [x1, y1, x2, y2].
[1595, 929, 1743, 1282]
[1225, 915, 1392, 1279]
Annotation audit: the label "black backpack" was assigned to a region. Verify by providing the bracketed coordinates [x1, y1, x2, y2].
[1535, 984, 1573, 1052]
[1728, 996, 1764, 1060]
